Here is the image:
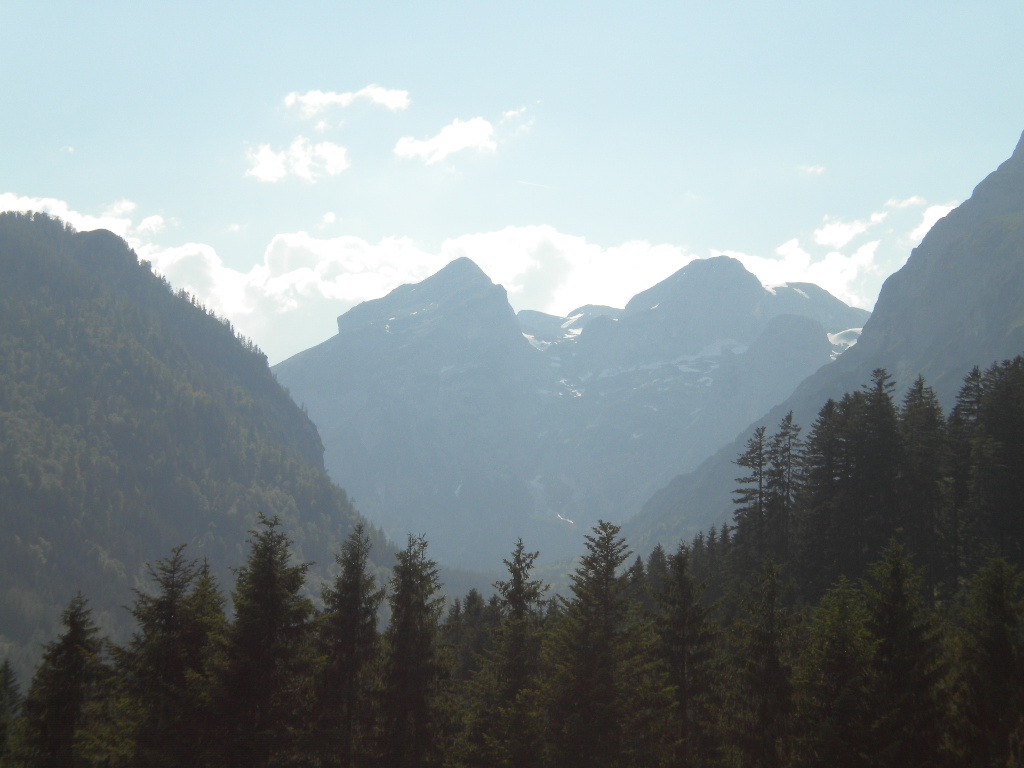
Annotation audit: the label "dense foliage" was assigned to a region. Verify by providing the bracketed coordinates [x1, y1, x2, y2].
[6, 359, 1024, 768]
[0, 213, 386, 679]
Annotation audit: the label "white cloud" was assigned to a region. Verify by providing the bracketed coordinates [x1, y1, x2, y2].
[245, 137, 350, 182]
[813, 212, 887, 250]
[798, 164, 826, 176]
[0, 193, 136, 238]
[284, 85, 410, 118]
[136, 215, 165, 235]
[394, 117, 497, 164]
[910, 202, 957, 243]
[885, 195, 926, 208]
[321, 212, 337, 225]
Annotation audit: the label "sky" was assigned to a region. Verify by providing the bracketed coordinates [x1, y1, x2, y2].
[3, 2, 1024, 364]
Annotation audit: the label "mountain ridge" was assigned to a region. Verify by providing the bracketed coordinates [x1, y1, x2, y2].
[627, 127, 1024, 548]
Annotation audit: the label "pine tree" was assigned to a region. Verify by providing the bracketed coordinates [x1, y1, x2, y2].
[457, 539, 548, 768]
[765, 411, 802, 563]
[654, 544, 720, 766]
[540, 521, 673, 768]
[792, 576, 874, 768]
[0, 658, 22, 765]
[733, 426, 769, 574]
[898, 376, 949, 581]
[861, 542, 949, 767]
[205, 514, 314, 768]
[314, 523, 384, 768]
[723, 563, 795, 768]
[953, 557, 1024, 767]
[19, 593, 107, 768]
[379, 534, 448, 768]
[795, 398, 846, 594]
[117, 545, 225, 768]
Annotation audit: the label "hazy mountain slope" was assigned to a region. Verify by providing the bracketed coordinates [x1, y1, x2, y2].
[273, 258, 554, 566]
[628, 128, 1024, 549]
[0, 213, 384, 677]
[274, 254, 867, 568]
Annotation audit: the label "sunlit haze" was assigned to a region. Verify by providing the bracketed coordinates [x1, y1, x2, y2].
[3, 2, 1022, 363]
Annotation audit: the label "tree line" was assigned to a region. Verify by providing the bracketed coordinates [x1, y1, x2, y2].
[4, 360, 1024, 767]
[2, 522, 1022, 767]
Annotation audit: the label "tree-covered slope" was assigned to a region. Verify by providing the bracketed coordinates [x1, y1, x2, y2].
[628, 128, 1024, 549]
[0, 212, 383, 676]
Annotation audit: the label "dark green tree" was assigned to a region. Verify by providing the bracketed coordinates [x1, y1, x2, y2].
[206, 514, 314, 768]
[723, 563, 795, 768]
[861, 542, 949, 768]
[654, 544, 720, 767]
[0, 658, 22, 765]
[765, 411, 802, 563]
[314, 524, 384, 768]
[792, 576, 874, 768]
[18, 593, 107, 768]
[540, 521, 673, 768]
[456, 539, 548, 768]
[733, 425, 769, 574]
[898, 376, 949, 580]
[118, 545, 226, 767]
[953, 557, 1024, 767]
[379, 534, 448, 768]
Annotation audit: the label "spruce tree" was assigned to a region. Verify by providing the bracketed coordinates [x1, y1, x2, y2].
[898, 376, 949, 581]
[0, 658, 22, 766]
[205, 514, 314, 768]
[723, 563, 795, 768]
[19, 593, 106, 768]
[861, 542, 949, 767]
[654, 544, 720, 766]
[540, 521, 673, 768]
[314, 523, 384, 768]
[118, 545, 225, 768]
[792, 576, 874, 768]
[379, 534, 448, 768]
[765, 411, 802, 563]
[733, 426, 769, 574]
[456, 539, 547, 768]
[954, 557, 1024, 767]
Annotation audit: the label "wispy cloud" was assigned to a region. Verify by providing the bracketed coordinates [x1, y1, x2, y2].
[394, 117, 497, 164]
[798, 164, 826, 176]
[284, 85, 410, 118]
[885, 195, 926, 209]
[245, 137, 350, 182]
[813, 212, 887, 250]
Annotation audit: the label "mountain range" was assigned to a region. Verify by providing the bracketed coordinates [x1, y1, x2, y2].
[626, 127, 1024, 549]
[273, 251, 868, 568]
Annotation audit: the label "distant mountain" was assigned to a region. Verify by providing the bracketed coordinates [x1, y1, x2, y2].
[274, 253, 868, 568]
[0, 213, 385, 677]
[628, 128, 1024, 550]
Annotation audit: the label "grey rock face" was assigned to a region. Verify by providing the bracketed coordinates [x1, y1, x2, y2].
[274, 253, 868, 568]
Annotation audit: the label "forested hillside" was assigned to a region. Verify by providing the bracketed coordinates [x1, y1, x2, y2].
[0, 213, 387, 679]
[4, 354, 1024, 768]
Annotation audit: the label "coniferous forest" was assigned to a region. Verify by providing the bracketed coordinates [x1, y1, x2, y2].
[4, 360, 1024, 767]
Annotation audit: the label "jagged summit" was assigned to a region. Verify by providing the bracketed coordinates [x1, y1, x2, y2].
[624, 255, 762, 316]
[337, 256, 511, 336]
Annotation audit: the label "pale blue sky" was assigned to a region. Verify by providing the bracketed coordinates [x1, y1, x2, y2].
[3, 2, 1023, 362]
